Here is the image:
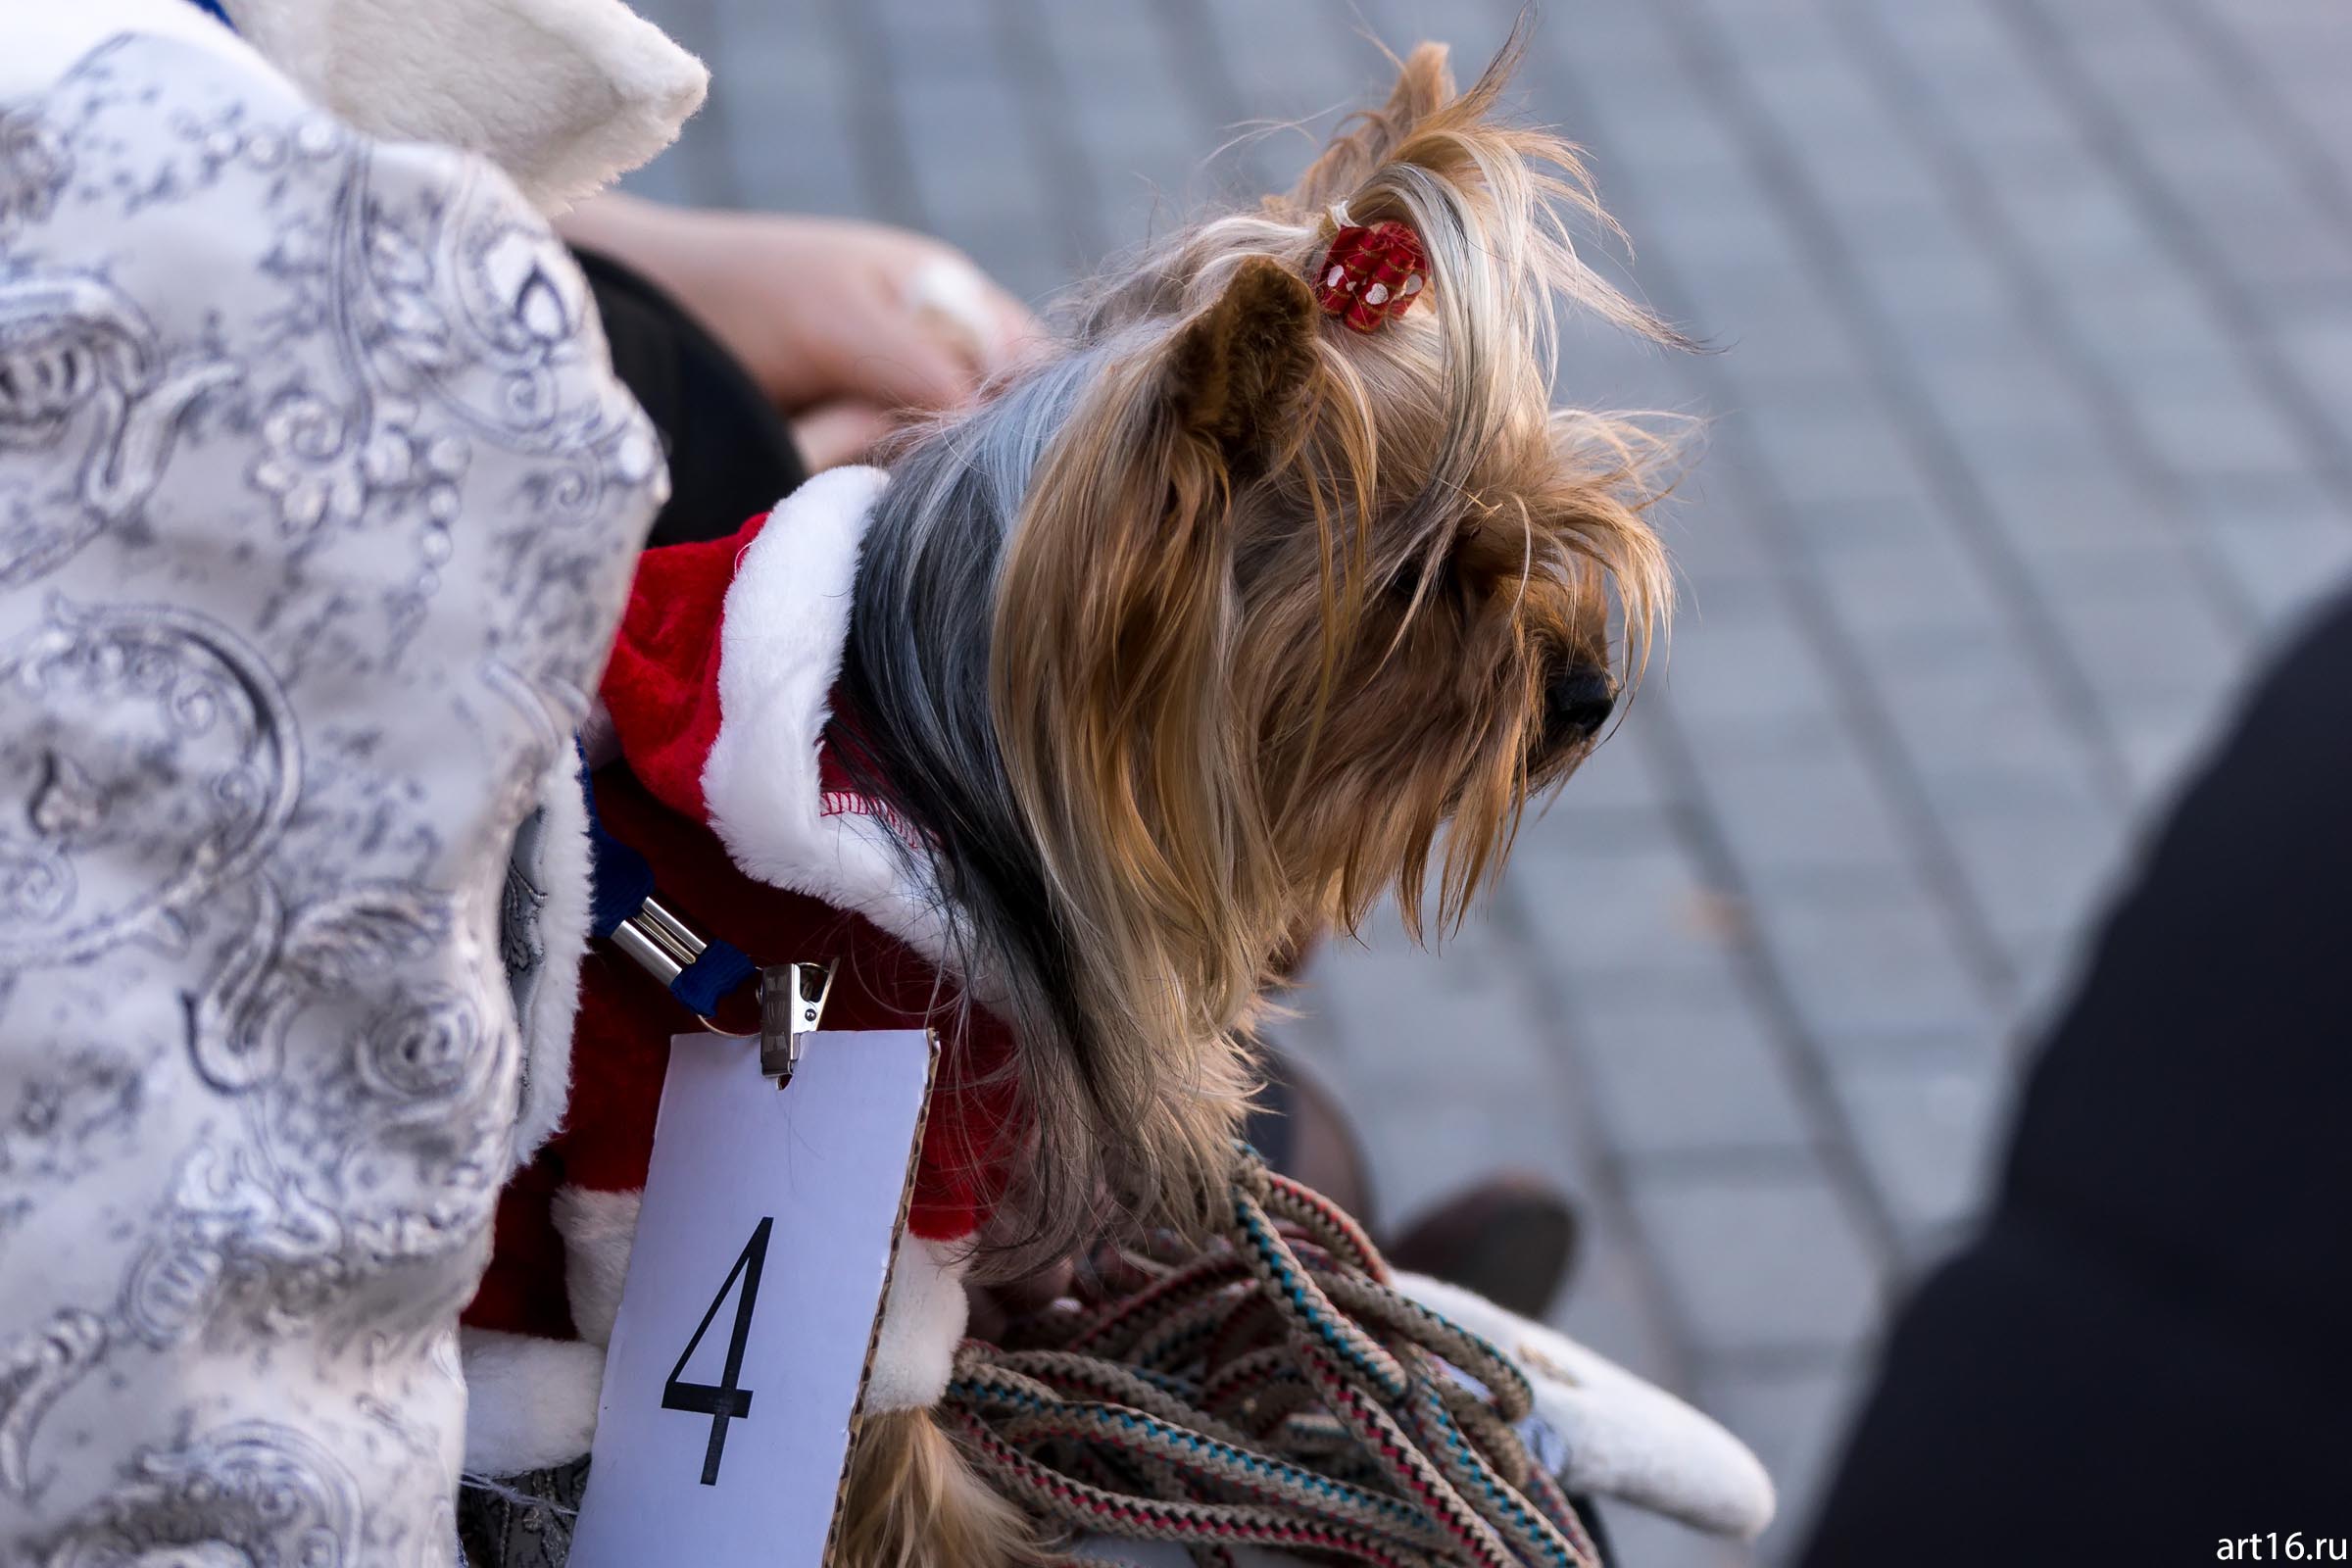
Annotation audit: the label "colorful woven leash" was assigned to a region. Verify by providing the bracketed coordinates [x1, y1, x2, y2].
[944, 1149, 1602, 1568]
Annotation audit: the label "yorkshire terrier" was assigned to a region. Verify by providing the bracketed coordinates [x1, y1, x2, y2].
[460, 30, 1680, 1566]
[822, 36, 1678, 1564]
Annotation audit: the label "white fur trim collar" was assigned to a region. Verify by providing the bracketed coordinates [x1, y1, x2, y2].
[506, 746, 595, 1165]
[700, 465, 955, 963]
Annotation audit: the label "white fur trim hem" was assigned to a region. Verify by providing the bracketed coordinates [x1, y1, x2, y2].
[1395, 1273, 1777, 1540]
[553, 1185, 643, 1348]
[554, 1182, 966, 1407]
[699, 465, 954, 962]
[867, 1235, 970, 1414]
[503, 1185, 961, 1461]
[460, 1327, 606, 1475]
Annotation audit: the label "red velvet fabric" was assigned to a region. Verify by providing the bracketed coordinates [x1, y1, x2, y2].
[595, 512, 751, 822]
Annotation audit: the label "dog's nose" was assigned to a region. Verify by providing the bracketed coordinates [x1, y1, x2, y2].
[1545, 665, 1618, 745]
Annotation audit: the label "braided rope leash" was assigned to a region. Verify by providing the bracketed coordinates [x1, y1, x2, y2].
[943, 1150, 1602, 1568]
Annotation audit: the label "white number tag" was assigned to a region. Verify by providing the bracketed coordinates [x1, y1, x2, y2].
[568, 1029, 936, 1567]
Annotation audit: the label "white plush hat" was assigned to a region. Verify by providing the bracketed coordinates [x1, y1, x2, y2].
[218, 0, 708, 212]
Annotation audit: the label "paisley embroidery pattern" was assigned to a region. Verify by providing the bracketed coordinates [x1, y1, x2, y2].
[0, 30, 660, 1556]
[0, 596, 301, 971]
[0, 276, 241, 586]
[40, 1420, 362, 1568]
[0, 1310, 105, 1498]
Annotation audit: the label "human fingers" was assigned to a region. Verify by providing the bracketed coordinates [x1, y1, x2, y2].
[832, 310, 982, 413]
[788, 399, 895, 470]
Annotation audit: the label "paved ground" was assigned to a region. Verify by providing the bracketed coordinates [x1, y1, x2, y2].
[618, 0, 2352, 1559]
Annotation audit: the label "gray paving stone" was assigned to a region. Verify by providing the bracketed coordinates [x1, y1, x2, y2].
[1907, 345, 2089, 447]
[1744, 871, 2001, 1054]
[1906, 727, 2112, 840]
[1195, 0, 1369, 113]
[2049, 583, 2245, 711]
[1937, 802, 2127, 966]
[1653, 598, 1851, 756]
[2269, 301, 2352, 417]
[1839, 220, 2014, 329]
[1301, 903, 1548, 1101]
[1967, 456, 2180, 561]
[1695, 745, 1914, 881]
[1777, 493, 1933, 556]
[1731, 392, 1943, 510]
[1862, 629, 2111, 817]
[1546, 1196, 1694, 1392]
[1630, 1167, 1885, 1353]
[1511, 819, 1746, 984]
[1592, 1510, 1750, 1568]
[731, 125, 869, 219]
[2125, 374, 2316, 483]
[1987, 169, 2159, 285]
[2051, 269, 2226, 368]
[1573, 1001, 1816, 1161]
[895, 75, 1050, 222]
[1694, 1356, 1871, 1562]
[1825, 1043, 2009, 1248]
[1688, 281, 1873, 386]
[1531, 723, 1672, 816]
[2108, 691, 2244, 812]
[1805, 524, 2011, 655]
[2207, 514, 2352, 626]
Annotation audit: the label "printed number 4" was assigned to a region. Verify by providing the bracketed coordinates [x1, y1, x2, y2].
[662, 1216, 772, 1486]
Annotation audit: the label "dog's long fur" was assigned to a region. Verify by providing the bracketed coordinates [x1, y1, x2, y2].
[834, 34, 1679, 1567]
[835, 37, 1677, 1281]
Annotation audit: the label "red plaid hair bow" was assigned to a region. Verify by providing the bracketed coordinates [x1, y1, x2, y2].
[1313, 220, 1427, 333]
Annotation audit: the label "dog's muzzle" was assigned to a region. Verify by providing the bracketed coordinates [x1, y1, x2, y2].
[1545, 665, 1619, 747]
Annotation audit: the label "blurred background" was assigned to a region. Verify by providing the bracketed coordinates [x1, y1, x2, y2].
[615, 0, 2352, 1559]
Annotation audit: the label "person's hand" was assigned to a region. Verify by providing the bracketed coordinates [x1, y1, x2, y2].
[559, 193, 1044, 466]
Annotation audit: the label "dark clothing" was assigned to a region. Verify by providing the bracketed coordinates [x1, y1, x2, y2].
[1802, 589, 2352, 1564]
[572, 246, 806, 548]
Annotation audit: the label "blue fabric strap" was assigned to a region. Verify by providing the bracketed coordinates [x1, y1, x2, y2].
[671, 941, 757, 1017]
[579, 748, 760, 1019]
[586, 795, 657, 943]
[183, 0, 235, 28]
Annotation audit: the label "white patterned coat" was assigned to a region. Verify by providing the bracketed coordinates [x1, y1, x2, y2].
[0, 8, 663, 1559]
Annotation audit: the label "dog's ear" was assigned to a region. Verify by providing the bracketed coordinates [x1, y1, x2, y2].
[988, 256, 1321, 1099]
[1284, 43, 1457, 212]
[1163, 256, 1320, 463]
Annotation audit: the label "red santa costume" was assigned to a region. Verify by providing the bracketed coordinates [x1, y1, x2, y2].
[459, 465, 1015, 1473]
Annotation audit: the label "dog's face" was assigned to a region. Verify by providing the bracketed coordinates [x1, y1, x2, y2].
[1227, 342, 1663, 948]
[994, 44, 1673, 987]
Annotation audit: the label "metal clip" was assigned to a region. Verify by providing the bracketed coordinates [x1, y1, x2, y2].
[608, 895, 707, 989]
[759, 961, 835, 1083]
